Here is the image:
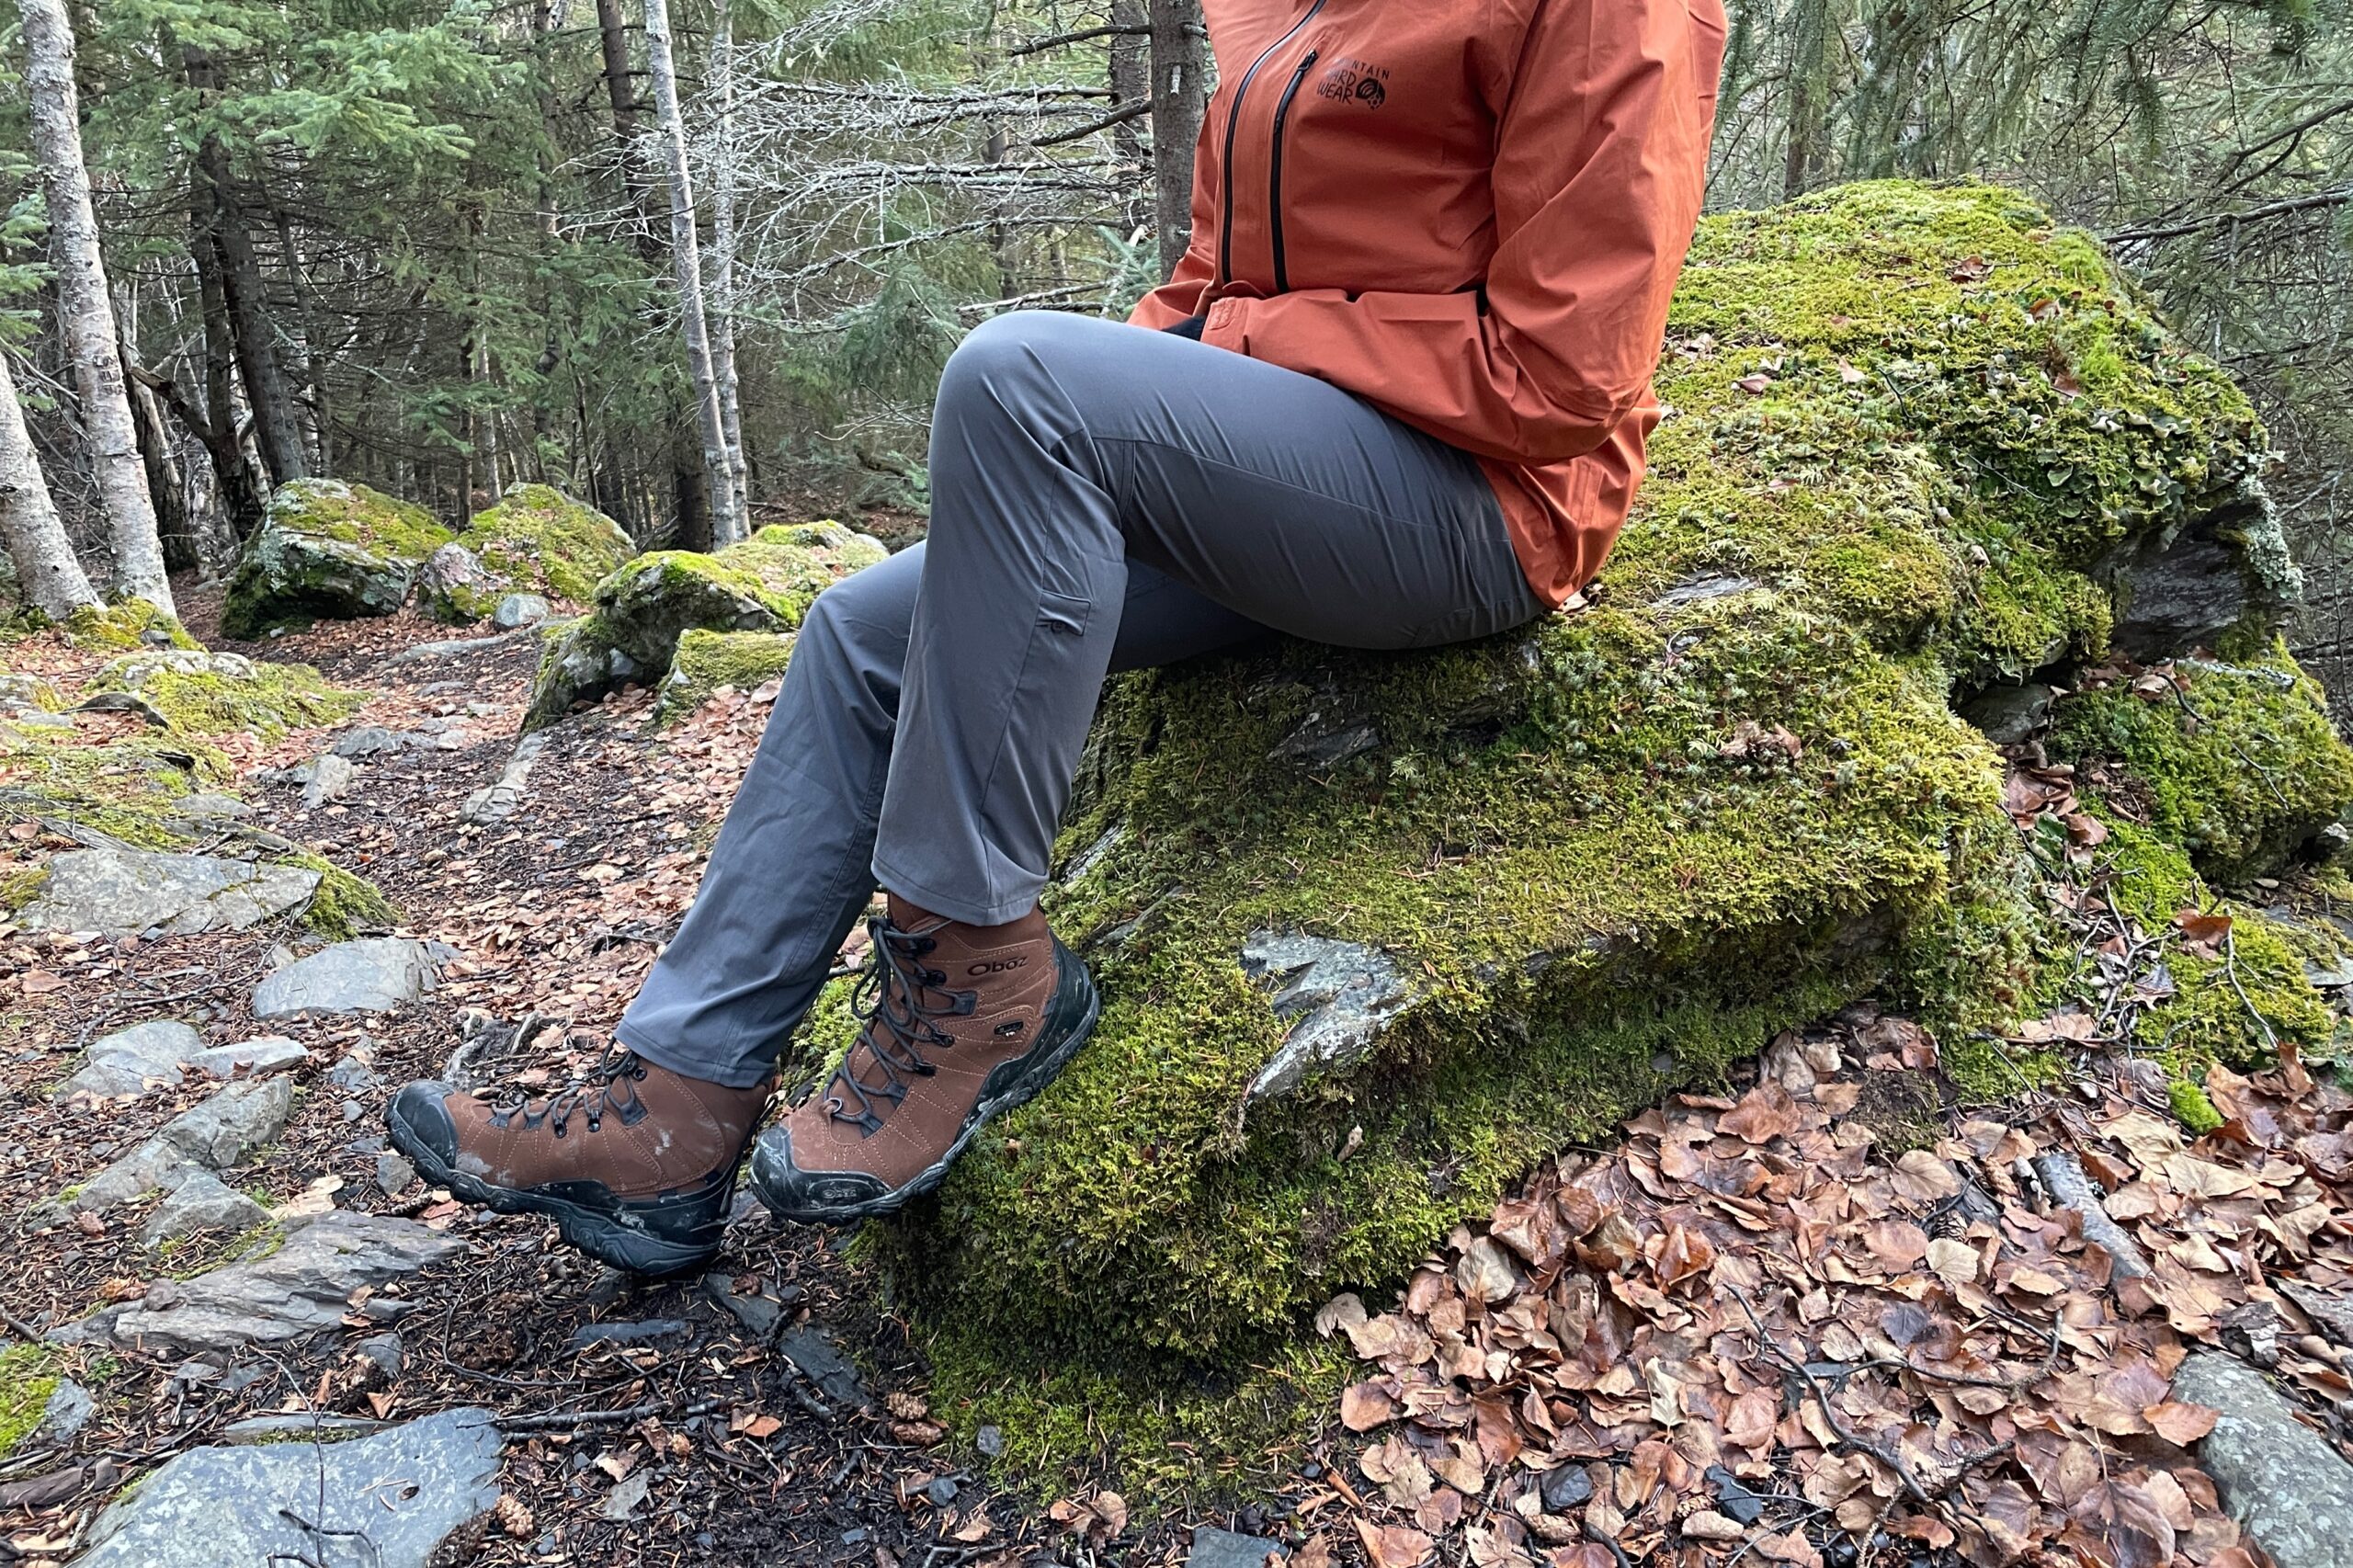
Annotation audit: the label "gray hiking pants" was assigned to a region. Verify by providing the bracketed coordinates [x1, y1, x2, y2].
[619, 310, 1541, 1087]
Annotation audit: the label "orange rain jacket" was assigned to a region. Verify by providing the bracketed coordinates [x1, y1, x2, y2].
[1130, 0, 1727, 605]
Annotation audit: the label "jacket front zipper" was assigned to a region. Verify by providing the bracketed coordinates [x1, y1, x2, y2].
[1216, 0, 1326, 290]
[1268, 47, 1320, 294]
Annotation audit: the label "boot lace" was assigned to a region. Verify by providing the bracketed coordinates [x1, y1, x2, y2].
[825, 915, 977, 1136]
[490, 1046, 649, 1138]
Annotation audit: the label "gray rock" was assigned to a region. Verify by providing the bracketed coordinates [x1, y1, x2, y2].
[58, 1212, 463, 1356]
[166, 791, 251, 824]
[302, 752, 358, 808]
[53, 1020, 204, 1099]
[42, 1078, 294, 1222]
[1188, 1527, 1287, 1568]
[331, 724, 401, 757]
[222, 1413, 386, 1444]
[351, 1332, 404, 1381]
[30, 1379, 94, 1448]
[567, 1318, 689, 1350]
[73, 1407, 502, 1568]
[2107, 527, 2261, 662]
[701, 1272, 785, 1340]
[1960, 682, 2056, 745]
[2173, 1350, 2353, 1568]
[1240, 929, 1412, 1102]
[375, 1151, 416, 1195]
[325, 1045, 381, 1093]
[1655, 572, 1766, 608]
[776, 1326, 868, 1410]
[253, 939, 448, 1017]
[19, 849, 319, 937]
[417, 541, 494, 623]
[462, 733, 548, 825]
[142, 1171, 268, 1247]
[189, 1035, 309, 1080]
[0, 672, 63, 712]
[1267, 710, 1381, 768]
[11, 709, 74, 729]
[494, 592, 552, 629]
[220, 478, 449, 639]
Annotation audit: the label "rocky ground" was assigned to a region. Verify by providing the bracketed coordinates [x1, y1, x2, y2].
[6, 574, 2353, 1568]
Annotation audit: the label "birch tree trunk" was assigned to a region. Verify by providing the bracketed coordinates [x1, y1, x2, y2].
[707, 0, 749, 543]
[1148, 0, 1210, 278]
[19, 0, 169, 610]
[0, 350, 99, 618]
[642, 0, 741, 539]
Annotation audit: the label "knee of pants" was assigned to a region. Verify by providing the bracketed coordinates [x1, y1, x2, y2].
[933, 310, 1112, 449]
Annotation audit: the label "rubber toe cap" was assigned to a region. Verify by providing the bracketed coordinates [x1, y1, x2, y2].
[385, 1080, 460, 1165]
[747, 1125, 890, 1221]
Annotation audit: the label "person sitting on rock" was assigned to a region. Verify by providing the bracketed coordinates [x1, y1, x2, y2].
[384, 0, 1728, 1275]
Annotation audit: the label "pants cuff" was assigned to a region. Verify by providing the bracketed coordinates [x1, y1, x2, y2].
[870, 855, 1041, 927]
[613, 1019, 776, 1091]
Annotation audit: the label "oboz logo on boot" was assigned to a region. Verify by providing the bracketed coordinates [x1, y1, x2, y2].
[968, 956, 1029, 975]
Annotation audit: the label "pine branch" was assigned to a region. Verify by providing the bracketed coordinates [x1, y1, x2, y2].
[2107, 184, 2353, 244]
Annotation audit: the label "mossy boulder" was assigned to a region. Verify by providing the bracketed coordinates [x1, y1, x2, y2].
[63, 601, 201, 653]
[525, 521, 885, 728]
[858, 181, 2353, 1454]
[221, 480, 454, 640]
[653, 629, 797, 725]
[423, 484, 637, 623]
[85, 650, 367, 743]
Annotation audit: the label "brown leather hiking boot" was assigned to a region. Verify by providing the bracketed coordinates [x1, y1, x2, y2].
[749, 897, 1099, 1223]
[385, 1048, 774, 1276]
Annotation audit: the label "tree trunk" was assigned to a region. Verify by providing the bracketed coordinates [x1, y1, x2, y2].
[1148, 0, 1210, 278]
[175, 182, 268, 540]
[1110, 0, 1154, 233]
[127, 358, 196, 575]
[642, 0, 742, 539]
[272, 203, 334, 473]
[0, 349, 99, 617]
[707, 0, 749, 540]
[184, 43, 308, 489]
[20, 0, 168, 610]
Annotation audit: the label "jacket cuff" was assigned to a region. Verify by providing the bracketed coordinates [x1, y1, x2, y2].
[1202, 296, 1251, 355]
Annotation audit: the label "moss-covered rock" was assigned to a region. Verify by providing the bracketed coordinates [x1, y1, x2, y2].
[652, 629, 797, 725]
[0, 1344, 60, 1460]
[525, 521, 885, 728]
[855, 181, 2353, 1471]
[423, 485, 637, 623]
[221, 480, 453, 640]
[85, 651, 367, 743]
[63, 601, 201, 653]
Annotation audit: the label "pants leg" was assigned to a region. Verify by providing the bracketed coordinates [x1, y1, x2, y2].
[617, 545, 1264, 1087]
[871, 309, 1539, 926]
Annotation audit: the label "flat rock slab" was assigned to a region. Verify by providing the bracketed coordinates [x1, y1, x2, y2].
[60, 1212, 461, 1356]
[72, 1406, 502, 1568]
[20, 849, 317, 937]
[2175, 1350, 2353, 1568]
[1188, 1527, 1288, 1568]
[141, 1171, 268, 1247]
[253, 938, 449, 1017]
[53, 1020, 202, 1099]
[40, 1078, 295, 1221]
[189, 1035, 309, 1079]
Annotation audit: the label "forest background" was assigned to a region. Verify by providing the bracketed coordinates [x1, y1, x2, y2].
[0, 0, 2346, 699]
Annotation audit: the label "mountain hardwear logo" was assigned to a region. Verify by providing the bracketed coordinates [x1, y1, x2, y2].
[1319, 56, 1390, 108]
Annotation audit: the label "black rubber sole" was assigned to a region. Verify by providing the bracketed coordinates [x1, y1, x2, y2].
[383, 1100, 729, 1278]
[748, 964, 1102, 1225]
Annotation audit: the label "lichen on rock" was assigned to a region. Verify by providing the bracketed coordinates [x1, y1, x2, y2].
[525, 521, 885, 727]
[844, 180, 2353, 1480]
[221, 479, 454, 639]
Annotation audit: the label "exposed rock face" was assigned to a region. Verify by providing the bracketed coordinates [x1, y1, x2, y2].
[58, 1212, 462, 1354]
[525, 520, 884, 727]
[36, 1076, 294, 1223]
[424, 484, 636, 623]
[865, 183, 2353, 1387]
[220, 479, 454, 639]
[52, 1019, 204, 1099]
[17, 848, 319, 937]
[72, 1406, 502, 1568]
[2173, 1352, 2353, 1568]
[252, 938, 449, 1017]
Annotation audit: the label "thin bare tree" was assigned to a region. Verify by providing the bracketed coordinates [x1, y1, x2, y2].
[0, 350, 100, 618]
[19, 0, 171, 611]
[709, 0, 750, 523]
[642, 0, 745, 543]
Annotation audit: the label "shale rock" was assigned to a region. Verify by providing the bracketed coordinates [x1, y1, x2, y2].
[525, 520, 884, 727]
[220, 479, 454, 639]
[17, 849, 318, 937]
[72, 1405, 502, 1568]
[868, 182, 2353, 1390]
[252, 937, 449, 1017]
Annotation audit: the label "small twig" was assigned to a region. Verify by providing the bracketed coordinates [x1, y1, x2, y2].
[0, 1302, 48, 1342]
[495, 1395, 722, 1433]
[1731, 1287, 1930, 1503]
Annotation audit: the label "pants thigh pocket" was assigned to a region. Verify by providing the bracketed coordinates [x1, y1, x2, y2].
[1038, 589, 1093, 636]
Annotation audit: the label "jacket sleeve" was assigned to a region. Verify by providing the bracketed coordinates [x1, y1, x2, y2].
[1129, 238, 1215, 329]
[1199, 0, 1721, 466]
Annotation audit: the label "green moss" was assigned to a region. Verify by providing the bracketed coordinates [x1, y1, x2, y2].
[2136, 903, 2335, 1069]
[2168, 1075, 2224, 1134]
[654, 629, 797, 725]
[222, 480, 453, 639]
[0, 720, 206, 845]
[266, 478, 450, 559]
[460, 484, 635, 604]
[282, 854, 399, 938]
[87, 652, 367, 743]
[0, 1344, 59, 1460]
[2050, 643, 2353, 882]
[63, 601, 200, 653]
[0, 863, 47, 913]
